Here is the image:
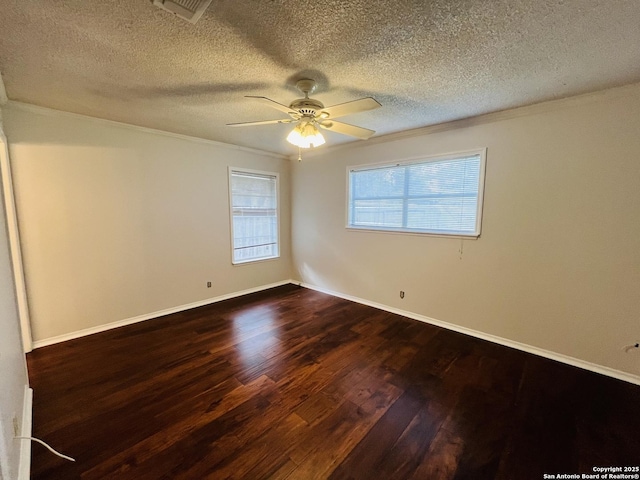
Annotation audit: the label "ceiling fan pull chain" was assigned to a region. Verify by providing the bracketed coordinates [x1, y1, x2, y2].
[298, 146, 302, 162]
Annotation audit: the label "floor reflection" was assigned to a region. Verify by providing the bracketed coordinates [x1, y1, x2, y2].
[231, 305, 281, 366]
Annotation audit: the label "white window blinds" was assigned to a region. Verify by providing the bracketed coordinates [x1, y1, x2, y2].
[229, 169, 279, 264]
[348, 151, 486, 237]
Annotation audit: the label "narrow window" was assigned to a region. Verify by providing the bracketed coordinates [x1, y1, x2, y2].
[229, 168, 279, 264]
[347, 150, 486, 237]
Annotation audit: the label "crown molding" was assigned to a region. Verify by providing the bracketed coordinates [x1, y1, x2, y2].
[6, 80, 640, 162]
[5, 101, 287, 160]
[291, 81, 640, 161]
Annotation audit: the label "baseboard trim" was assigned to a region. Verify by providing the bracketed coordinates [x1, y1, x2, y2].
[299, 282, 640, 386]
[31, 279, 640, 385]
[18, 386, 33, 480]
[32, 280, 294, 348]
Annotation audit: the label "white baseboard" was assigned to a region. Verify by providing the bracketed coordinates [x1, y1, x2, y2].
[299, 281, 640, 386]
[18, 386, 33, 480]
[31, 278, 640, 386]
[32, 280, 294, 348]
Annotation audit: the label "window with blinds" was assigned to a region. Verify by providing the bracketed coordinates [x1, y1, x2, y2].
[229, 169, 279, 264]
[347, 150, 486, 237]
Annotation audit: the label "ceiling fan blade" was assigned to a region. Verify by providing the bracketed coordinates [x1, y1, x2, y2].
[245, 96, 298, 116]
[227, 118, 297, 127]
[319, 97, 381, 119]
[318, 120, 375, 139]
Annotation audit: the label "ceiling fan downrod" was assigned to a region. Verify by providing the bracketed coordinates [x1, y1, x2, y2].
[295, 78, 317, 98]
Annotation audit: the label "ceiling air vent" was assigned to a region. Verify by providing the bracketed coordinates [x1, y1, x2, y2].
[152, 0, 213, 24]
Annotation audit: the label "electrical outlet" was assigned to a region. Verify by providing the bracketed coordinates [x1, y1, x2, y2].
[12, 415, 19, 437]
[400, 291, 405, 299]
[206, 281, 211, 288]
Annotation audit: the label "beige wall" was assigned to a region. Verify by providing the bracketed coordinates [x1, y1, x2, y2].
[291, 83, 640, 378]
[4, 104, 293, 342]
[5, 84, 640, 380]
[0, 118, 29, 480]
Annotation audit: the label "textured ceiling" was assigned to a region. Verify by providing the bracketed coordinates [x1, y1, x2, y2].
[1, 0, 639, 155]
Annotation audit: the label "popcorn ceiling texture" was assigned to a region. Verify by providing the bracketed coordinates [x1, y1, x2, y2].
[0, 0, 639, 154]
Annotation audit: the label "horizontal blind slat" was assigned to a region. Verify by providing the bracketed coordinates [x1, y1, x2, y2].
[230, 171, 279, 262]
[348, 153, 483, 235]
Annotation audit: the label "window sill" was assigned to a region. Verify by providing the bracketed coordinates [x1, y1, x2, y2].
[346, 225, 480, 239]
[232, 255, 280, 266]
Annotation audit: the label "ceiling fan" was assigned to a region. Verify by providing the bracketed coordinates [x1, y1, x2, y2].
[227, 79, 381, 150]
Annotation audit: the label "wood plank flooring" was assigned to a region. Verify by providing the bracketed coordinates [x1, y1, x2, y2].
[27, 285, 640, 479]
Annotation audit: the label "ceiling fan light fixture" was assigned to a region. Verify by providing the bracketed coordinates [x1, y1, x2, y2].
[286, 122, 325, 148]
[229, 79, 381, 150]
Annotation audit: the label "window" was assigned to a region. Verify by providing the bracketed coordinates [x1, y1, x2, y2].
[229, 168, 279, 264]
[347, 149, 486, 237]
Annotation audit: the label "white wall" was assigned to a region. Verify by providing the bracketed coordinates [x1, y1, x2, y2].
[4, 103, 293, 343]
[0, 115, 29, 480]
[292, 83, 640, 379]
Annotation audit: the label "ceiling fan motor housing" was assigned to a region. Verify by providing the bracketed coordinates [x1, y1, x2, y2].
[290, 98, 325, 117]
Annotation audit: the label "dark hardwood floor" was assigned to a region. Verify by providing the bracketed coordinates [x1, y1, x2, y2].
[27, 285, 640, 479]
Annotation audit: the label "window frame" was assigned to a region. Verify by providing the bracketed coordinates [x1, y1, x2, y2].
[228, 167, 281, 265]
[345, 148, 487, 238]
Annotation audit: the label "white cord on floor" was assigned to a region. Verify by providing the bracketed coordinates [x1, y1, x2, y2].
[15, 436, 76, 462]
